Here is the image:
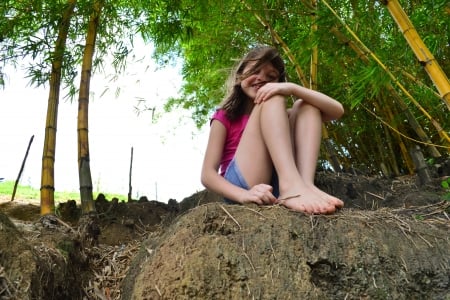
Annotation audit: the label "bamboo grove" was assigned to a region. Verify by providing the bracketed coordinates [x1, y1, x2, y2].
[150, 0, 450, 175]
[1, 0, 449, 215]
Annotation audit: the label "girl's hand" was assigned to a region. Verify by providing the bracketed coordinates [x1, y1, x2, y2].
[242, 184, 277, 205]
[254, 82, 294, 104]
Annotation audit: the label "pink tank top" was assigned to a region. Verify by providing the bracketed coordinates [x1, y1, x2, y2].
[211, 109, 249, 176]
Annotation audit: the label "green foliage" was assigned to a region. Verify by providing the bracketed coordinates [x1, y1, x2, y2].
[1, 0, 449, 178]
[413, 214, 424, 221]
[442, 178, 450, 190]
[441, 177, 450, 202]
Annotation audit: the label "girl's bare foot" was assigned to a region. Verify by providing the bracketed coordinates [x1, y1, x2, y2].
[307, 184, 344, 209]
[277, 186, 336, 214]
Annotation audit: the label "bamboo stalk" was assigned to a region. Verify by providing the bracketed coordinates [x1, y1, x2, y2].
[377, 98, 414, 174]
[382, 0, 450, 111]
[40, 0, 77, 215]
[379, 102, 401, 176]
[310, 0, 318, 91]
[398, 69, 441, 99]
[78, 0, 104, 214]
[322, 1, 450, 145]
[374, 126, 390, 177]
[330, 26, 442, 158]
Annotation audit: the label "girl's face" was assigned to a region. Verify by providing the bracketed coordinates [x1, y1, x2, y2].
[240, 62, 280, 99]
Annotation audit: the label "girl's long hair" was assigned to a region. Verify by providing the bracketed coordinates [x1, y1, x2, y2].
[221, 45, 286, 120]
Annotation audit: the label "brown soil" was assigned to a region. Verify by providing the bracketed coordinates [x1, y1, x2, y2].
[0, 172, 449, 299]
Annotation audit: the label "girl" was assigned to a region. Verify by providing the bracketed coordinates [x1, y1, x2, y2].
[201, 45, 344, 214]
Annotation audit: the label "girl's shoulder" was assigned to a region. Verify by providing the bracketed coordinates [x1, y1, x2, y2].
[211, 108, 231, 124]
[212, 108, 227, 120]
[211, 108, 231, 129]
[211, 108, 249, 127]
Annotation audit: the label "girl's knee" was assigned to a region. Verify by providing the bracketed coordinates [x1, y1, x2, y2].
[267, 94, 286, 103]
[254, 95, 285, 113]
[290, 99, 317, 113]
[256, 95, 287, 115]
[289, 101, 321, 122]
[297, 101, 320, 114]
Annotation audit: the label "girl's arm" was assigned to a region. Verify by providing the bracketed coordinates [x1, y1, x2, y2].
[255, 82, 344, 121]
[201, 120, 248, 203]
[201, 120, 275, 204]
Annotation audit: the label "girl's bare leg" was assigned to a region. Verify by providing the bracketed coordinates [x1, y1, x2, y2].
[235, 95, 336, 214]
[290, 101, 344, 208]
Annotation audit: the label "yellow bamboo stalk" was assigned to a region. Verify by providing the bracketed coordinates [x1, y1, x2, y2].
[310, 0, 318, 90]
[321, 0, 450, 145]
[310, 44, 318, 90]
[40, 0, 77, 216]
[77, 0, 104, 214]
[382, 0, 450, 111]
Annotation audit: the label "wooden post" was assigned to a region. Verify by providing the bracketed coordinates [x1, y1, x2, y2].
[12, 135, 34, 201]
[409, 145, 431, 185]
[128, 147, 133, 202]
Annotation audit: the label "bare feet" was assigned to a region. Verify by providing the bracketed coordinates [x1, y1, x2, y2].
[307, 184, 344, 209]
[277, 185, 337, 214]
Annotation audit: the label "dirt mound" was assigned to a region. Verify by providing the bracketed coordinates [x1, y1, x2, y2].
[0, 172, 449, 299]
[0, 212, 87, 299]
[121, 202, 450, 299]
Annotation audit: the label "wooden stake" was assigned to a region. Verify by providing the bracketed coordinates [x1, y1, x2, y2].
[128, 146, 133, 202]
[12, 135, 34, 201]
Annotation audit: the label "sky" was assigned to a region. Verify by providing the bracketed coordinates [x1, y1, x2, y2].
[0, 44, 211, 203]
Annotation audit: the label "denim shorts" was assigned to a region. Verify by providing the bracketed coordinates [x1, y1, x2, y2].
[223, 158, 279, 204]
